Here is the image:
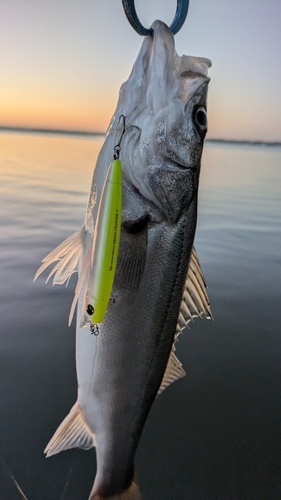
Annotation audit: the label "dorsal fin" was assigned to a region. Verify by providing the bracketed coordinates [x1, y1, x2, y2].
[34, 228, 85, 285]
[158, 247, 212, 394]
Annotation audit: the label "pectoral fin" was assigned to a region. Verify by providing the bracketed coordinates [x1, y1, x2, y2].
[114, 183, 148, 297]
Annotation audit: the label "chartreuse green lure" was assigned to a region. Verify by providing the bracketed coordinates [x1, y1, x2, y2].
[86, 157, 122, 325]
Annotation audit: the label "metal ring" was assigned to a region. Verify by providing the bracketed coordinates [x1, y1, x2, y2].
[121, 0, 190, 36]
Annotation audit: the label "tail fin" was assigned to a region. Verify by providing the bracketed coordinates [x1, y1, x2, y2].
[89, 480, 141, 500]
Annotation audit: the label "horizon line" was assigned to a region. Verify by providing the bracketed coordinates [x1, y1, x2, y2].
[0, 125, 280, 147]
[0, 125, 104, 137]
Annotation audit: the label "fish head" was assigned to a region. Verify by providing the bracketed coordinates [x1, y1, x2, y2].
[89, 21, 211, 229]
[119, 20, 212, 222]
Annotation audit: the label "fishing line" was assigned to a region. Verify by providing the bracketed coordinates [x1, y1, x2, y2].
[86, 332, 98, 405]
[60, 451, 77, 500]
[0, 454, 29, 500]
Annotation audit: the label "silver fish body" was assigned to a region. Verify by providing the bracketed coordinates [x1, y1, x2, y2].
[80, 200, 197, 497]
[35, 21, 212, 500]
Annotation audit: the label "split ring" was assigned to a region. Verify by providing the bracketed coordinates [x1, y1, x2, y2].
[121, 0, 190, 36]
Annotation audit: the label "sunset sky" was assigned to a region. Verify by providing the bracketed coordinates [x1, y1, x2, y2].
[1, 0, 280, 141]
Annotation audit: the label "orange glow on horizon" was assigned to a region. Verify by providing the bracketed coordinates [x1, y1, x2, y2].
[0, 84, 118, 133]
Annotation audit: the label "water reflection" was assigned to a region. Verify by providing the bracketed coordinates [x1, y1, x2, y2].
[1, 132, 281, 499]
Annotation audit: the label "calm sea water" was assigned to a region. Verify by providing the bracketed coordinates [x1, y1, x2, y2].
[0, 131, 281, 500]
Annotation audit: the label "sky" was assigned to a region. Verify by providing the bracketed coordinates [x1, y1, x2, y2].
[0, 0, 280, 141]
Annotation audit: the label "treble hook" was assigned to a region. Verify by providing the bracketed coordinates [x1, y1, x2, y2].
[113, 115, 126, 160]
[121, 0, 190, 36]
[113, 115, 141, 160]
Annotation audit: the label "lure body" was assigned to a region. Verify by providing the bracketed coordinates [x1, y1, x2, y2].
[86, 158, 122, 324]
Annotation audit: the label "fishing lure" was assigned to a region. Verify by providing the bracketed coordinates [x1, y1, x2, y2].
[86, 133, 123, 325]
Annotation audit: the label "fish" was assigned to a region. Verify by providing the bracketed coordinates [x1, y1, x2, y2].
[34, 20, 212, 500]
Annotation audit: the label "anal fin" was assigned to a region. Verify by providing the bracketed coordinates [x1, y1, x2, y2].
[44, 402, 95, 457]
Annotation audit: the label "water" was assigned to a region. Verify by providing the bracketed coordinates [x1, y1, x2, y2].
[0, 132, 281, 499]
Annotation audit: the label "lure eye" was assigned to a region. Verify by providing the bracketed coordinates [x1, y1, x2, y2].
[194, 106, 208, 136]
[87, 304, 94, 316]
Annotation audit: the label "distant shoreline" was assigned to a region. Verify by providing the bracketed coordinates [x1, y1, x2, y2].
[0, 126, 104, 137]
[206, 138, 281, 147]
[0, 126, 280, 147]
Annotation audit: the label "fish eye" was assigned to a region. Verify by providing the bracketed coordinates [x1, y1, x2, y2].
[87, 304, 94, 316]
[193, 106, 208, 135]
